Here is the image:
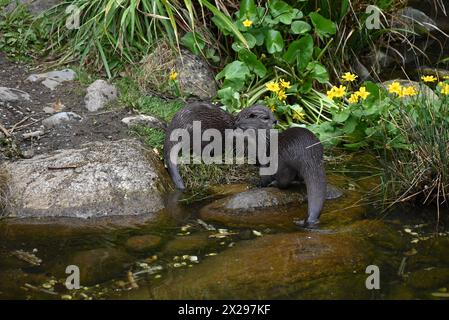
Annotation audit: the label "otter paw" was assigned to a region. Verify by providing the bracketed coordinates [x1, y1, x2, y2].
[294, 219, 320, 229]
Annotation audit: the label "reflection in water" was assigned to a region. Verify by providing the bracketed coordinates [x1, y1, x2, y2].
[0, 172, 449, 300]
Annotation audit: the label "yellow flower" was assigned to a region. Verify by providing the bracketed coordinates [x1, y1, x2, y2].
[169, 70, 178, 81]
[279, 78, 291, 89]
[388, 82, 402, 95]
[266, 81, 280, 93]
[277, 90, 287, 101]
[443, 75, 449, 80]
[243, 19, 253, 27]
[341, 72, 358, 82]
[327, 85, 346, 99]
[269, 105, 276, 112]
[440, 83, 449, 95]
[326, 89, 336, 99]
[292, 110, 305, 122]
[355, 86, 370, 100]
[402, 86, 418, 97]
[421, 75, 437, 83]
[348, 93, 359, 104]
[333, 85, 347, 98]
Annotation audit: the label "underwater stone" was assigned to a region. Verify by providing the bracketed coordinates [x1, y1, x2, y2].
[163, 233, 212, 255]
[125, 235, 163, 252]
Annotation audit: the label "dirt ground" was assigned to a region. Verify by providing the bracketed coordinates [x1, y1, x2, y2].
[0, 53, 131, 162]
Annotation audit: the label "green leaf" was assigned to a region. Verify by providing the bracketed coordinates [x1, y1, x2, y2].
[218, 87, 241, 112]
[211, 16, 232, 35]
[268, 1, 297, 25]
[216, 60, 250, 81]
[200, 0, 249, 48]
[333, 109, 351, 123]
[264, 29, 284, 54]
[239, 0, 257, 19]
[343, 141, 367, 150]
[308, 62, 329, 83]
[282, 34, 313, 69]
[309, 12, 337, 39]
[342, 116, 358, 134]
[181, 32, 205, 55]
[291, 21, 311, 34]
[251, 28, 265, 46]
[238, 49, 267, 77]
[268, 0, 291, 16]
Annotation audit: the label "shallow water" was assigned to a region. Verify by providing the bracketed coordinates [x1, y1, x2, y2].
[1, 167, 449, 300]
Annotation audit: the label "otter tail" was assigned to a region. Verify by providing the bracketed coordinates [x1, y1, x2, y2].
[303, 164, 327, 224]
[164, 140, 186, 190]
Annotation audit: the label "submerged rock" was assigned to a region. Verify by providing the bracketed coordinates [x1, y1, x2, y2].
[59, 248, 132, 286]
[125, 235, 162, 253]
[199, 184, 349, 229]
[407, 268, 449, 289]
[163, 233, 212, 255]
[84, 80, 118, 112]
[143, 231, 374, 299]
[0, 139, 172, 219]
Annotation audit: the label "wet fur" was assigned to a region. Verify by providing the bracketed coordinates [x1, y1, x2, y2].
[258, 127, 326, 226]
[164, 102, 276, 190]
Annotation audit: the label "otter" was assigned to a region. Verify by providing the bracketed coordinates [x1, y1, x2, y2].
[164, 102, 277, 190]
[246, 126, 326, 227]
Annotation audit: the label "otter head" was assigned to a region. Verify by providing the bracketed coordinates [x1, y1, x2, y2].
[234, 104, 278, 130]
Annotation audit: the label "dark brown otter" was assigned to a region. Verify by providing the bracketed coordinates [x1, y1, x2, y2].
[255, 127, 326, 227]
[164, 102, 277, 190]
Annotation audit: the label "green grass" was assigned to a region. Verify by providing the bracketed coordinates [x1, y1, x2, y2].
[0, 2, 51, 61]
[380, 96, 449, 213]
[117, 77, 182, 153]
[117, 77, 183, 121]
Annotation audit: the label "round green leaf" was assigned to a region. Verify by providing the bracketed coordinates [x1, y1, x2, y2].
[291, 21, 311, 35]
[265, 29, 284, 54]
[309, 12, 337, 39]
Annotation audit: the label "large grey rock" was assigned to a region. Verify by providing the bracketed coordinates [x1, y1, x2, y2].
[26, 69, 77, 90]
[175, 49, 218, 99]
[42, 111, 82, 128]
[84, 80, 118, 112]
[0, 87, 30, 102]
[140, 44, 217, 99]
[393, 7, 439, 35]
[0, 139, 173, 219]
[3, 0, 61, 16]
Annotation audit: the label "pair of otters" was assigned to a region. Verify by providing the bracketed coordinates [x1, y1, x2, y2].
[164, 102, 326, 227]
